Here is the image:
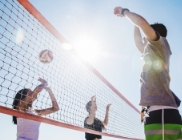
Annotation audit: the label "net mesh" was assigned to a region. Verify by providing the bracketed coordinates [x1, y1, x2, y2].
[0, 0, 144, 139]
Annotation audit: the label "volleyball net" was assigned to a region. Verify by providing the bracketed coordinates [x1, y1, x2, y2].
[0, 0, 144, 139]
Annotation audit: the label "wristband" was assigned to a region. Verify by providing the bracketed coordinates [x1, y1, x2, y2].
[121, 8, 129, 16]
[141, 106, 150, 113]
[141, 107, 147, 113]
[40, 83, 47, 87]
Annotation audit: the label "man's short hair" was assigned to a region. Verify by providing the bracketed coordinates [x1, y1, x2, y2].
[150, 23, 167, 37]
[86, 101, 92, 112]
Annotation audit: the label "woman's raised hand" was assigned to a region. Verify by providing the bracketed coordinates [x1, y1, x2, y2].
[106, 104, 112, 111]
[38, 78, 48, 87]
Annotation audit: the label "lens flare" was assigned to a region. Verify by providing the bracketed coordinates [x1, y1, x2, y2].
[16, 29, 24, 44]
[143, 58, 152, 72]
[153, 60, 162, 71]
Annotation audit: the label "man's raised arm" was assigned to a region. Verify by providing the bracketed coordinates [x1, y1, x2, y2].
[114, 7, 158, 41]
[134, 26, 149, 53]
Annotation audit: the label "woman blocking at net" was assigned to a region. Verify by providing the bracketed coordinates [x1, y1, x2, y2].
[84, 96, 111, 140]
[12, 78, 59, 140]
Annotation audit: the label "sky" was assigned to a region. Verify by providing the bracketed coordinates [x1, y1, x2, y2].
[0, 0, 182, 140]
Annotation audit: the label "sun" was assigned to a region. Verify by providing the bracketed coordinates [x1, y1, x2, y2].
[73, 36, 101, 63]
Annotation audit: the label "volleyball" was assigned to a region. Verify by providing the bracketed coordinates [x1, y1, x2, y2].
[38, 50, 53, 64]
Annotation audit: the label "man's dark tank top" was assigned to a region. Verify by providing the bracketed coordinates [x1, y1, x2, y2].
[84, 117, 104, 140]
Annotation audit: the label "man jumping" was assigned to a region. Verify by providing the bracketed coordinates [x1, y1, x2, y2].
[114, 7, 182, 140]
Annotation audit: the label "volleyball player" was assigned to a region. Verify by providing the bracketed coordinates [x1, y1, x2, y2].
[84, 96, 111, 140]
[12, 78, 59, 140]
[114, 7, 182, 140]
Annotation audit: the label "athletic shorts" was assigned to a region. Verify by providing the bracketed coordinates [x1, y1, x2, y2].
[144, 109, 182, 140]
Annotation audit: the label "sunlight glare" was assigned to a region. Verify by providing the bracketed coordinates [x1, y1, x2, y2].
[62, 43, 72, 51]
[101, 51, 110, 58]
[74, 37, 100, 63]
[16, 29, 24, 44]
